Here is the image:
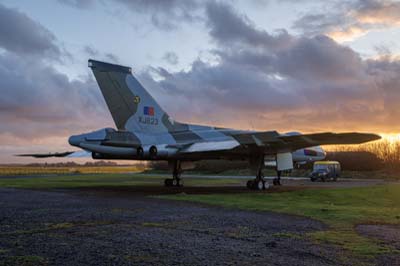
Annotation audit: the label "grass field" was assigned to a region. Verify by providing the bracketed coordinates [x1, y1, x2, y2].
[161, 185, 400, 257]
[0, 173, 243, 189]
[0, 165, 145, 175]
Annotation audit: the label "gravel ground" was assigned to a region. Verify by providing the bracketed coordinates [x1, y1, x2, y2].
[0, 187, 394, 266]
[357, 224, 400, 266]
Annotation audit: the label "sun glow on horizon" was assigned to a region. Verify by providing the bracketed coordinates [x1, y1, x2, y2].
[379, 133, 400, 143]
[323, 133, 400, 162]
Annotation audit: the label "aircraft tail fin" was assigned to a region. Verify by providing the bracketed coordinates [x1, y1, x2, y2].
[89, 59, 175, 133]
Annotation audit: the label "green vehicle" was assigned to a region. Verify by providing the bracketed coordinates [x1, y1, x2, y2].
[310, 161, 341, 182]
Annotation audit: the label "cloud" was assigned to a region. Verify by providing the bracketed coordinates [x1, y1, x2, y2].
[0, 52, 110, 141]
[94, 0, 203, 31]
[82, 46, 119, 64]
[105, 53, 119, 63]
[57, 0, 94, 9]
[293, 0, 400, 42]
[56, 0, 203, 30]
[162, 52, 179, 65]
[83, 45, 99, 57]
[139, 1, 399, 133]
[205, 1, 293, 50]
[355, 0, 400, 25]
[0, 3, 60, 58]
[0, 5, 111, 150]
[3, 0, 400, 165]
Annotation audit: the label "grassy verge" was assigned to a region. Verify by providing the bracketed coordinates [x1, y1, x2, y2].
[0, 174, 156, 189]
[0, 166, 145, 175]
[0, 173, 243, 189]
[159, 185, 400, 256]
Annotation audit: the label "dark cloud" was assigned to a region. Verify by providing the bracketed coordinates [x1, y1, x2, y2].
[0, 5, 110, 147]
[205, 1, 293, 51]
[0, 52, 110, 141]
[293, 0, 400, 42]
[163, 52, 179, 65]
[2, 0, 400, 164]
[83, 46, 99, 57]
[82, 46, 119, 64]
[140, 1, 399, 132]
[105, 53, 119, 63]
[112, 0, 202, 30]
[57, 0, 202, 30]
[0, 3, 60, 58]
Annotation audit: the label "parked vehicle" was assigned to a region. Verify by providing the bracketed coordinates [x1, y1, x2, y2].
[310, 161, 341, 182]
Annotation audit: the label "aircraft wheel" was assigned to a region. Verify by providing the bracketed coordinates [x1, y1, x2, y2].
[256, 180, 264, 190]
[246, 180, 254, 189]
[164, 178, 173, 187]
[177, 179, 184, 187]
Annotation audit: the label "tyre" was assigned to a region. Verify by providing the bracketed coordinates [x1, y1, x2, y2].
[164, 179, 172, 187]
[247, 180, 254, 189]
[257, 180, 264, 190]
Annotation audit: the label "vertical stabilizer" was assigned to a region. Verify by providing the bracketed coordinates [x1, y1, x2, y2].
[89, 59, 174, 133]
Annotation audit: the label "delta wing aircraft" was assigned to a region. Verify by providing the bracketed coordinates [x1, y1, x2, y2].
[19, 60, 380, 190]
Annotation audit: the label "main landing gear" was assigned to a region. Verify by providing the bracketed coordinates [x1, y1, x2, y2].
[164, 160, 184, 187]
[246, 156, 284, 190]
[273, 170, 282, 186]
[247, 157, 269, 190]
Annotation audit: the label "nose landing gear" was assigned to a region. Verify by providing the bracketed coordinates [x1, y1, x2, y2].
[273, 170, 282, 186]
[164, 160, 184, 187]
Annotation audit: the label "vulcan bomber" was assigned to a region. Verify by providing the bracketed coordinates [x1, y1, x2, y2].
[20, 60, 380, 190]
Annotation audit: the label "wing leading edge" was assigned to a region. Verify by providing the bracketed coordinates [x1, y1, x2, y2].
[277, 132, 381, 151]
[178, 132, 381, 155]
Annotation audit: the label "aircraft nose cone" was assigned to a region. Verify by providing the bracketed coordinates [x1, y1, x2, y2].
[68, 135, 82, 147]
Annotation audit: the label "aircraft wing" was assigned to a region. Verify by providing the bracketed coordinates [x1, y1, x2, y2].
[178, 132, 380, 156]
[276, 132, 381, 151]
[16, 150, 91, 158]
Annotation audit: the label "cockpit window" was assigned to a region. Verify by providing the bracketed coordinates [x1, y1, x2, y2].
[304, 149, 318, 156]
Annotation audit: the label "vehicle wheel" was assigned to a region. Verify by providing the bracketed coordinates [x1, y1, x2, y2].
[321, 177, 326, 182]
[310, 177, 316, 182]
[263, 181, 270, 190]
[172, 179, 179, 187]
[177, 179, 184, 187]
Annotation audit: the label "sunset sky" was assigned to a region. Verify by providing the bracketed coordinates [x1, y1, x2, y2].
[1, 0, 400, 163]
